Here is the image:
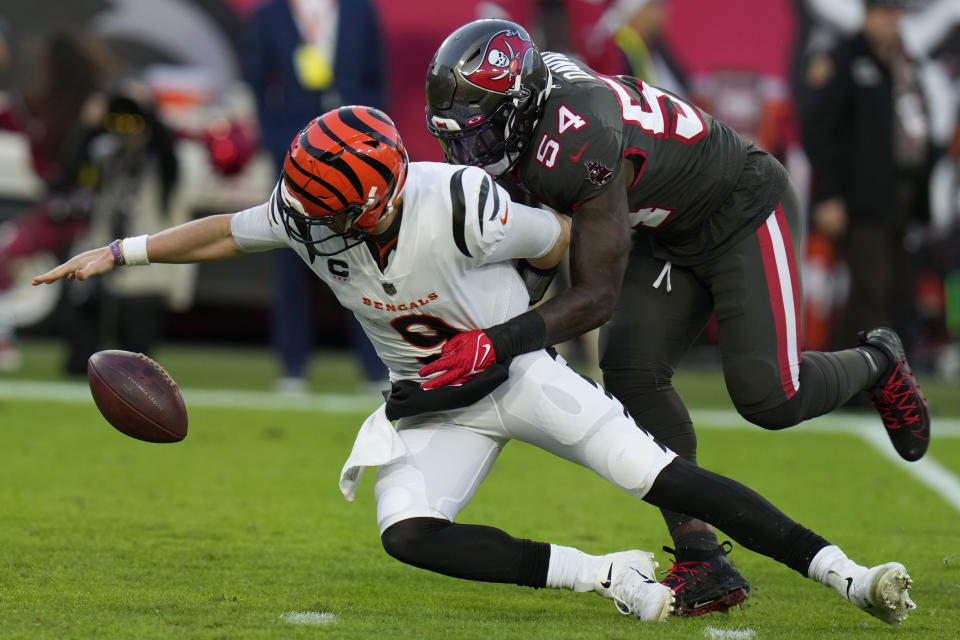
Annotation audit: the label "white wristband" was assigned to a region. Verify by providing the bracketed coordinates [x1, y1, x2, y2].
[121, 235, 150, 266]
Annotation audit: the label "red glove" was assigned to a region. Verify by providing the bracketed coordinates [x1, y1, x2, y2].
[419, 330, 497, 389]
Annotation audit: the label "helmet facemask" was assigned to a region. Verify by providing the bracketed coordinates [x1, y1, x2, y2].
[275, 179, 365, 257]
[428, 84, 540, 176]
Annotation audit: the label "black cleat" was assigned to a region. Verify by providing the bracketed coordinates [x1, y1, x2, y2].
[660, 541, 749, 617]
[859, 327, 930, 461]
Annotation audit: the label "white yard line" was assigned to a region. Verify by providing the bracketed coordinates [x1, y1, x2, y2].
[280, 611, 336, 625]
[857, 425, 960, 512]
[704, 627, 756, 640]
[3, 380, 959, 511]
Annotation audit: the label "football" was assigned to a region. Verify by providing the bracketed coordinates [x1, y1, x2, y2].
[87, 350, 188, 443]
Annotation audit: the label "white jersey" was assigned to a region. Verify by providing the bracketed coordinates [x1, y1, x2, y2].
[232, 161, 675, 532]
[231, 162, 561, 381]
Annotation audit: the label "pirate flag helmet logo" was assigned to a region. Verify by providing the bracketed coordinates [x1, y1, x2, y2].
[462, 29, 535, 94]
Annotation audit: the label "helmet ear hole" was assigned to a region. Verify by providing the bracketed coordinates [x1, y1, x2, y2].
[466, 47, 483, 64]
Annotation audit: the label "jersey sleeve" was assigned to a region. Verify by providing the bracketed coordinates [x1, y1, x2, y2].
[449, 165, 561, 265]
[525, 86, 626, 212]
[230, 185, 289, 253]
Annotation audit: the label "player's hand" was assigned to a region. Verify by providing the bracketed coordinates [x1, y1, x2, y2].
[419, 329, 497, 389]
[812, 198, 847, 239]
[31, 246, 116, 285]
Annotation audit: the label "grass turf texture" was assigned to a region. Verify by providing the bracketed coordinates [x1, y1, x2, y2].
[2, 340, 959, 638]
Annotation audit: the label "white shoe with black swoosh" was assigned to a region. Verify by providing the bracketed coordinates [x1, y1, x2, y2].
[844, 562, 915, 626]
[594, 550, 658, 599]
[611, 565, 675, 621]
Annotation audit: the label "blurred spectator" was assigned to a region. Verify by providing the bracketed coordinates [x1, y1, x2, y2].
[0, 17, 9, 73]
[900, 0, 960, 371]
[797, 0, 934, 351]
[560, 0, 624, 74]
[791, 0, 864, 94]
[61, 89, 195, 374]
[243, 0, 387, 392]
[371, 0, 538, 163]
[596, 0, 689, 95]
[0, 29, 115, 371]
[901, 0, 960, 233]
[790, 0, 869, 352]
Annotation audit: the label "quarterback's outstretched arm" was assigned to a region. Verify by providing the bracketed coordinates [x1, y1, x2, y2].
[32, 213, 243, 285]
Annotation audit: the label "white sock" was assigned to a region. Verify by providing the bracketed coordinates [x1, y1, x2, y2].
[807, 545, 868, 599]
[545, 544, 604, 592]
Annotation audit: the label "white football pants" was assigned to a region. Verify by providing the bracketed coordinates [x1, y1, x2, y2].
[374, 350, 677, 532]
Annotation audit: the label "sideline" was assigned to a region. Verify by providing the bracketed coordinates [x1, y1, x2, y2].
[2, 379, 958, 512]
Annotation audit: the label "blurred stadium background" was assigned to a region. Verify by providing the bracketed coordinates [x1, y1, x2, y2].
[0, 0, 957, 378]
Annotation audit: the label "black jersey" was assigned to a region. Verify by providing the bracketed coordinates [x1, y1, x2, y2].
[513, 52, 789, 265]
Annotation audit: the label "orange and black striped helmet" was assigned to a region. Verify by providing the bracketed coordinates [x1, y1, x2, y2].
[276, 106, 408, 256]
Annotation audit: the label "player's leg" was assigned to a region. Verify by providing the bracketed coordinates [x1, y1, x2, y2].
[269, 250, 314, 391]
[839, 224, 928, 460]
[839, 223, 901, 338]
[705, 184, 929, 459]
[0, 226, 17, 369]
[0, 202, 88, 370]
[643, 457, 915, 626]
[598, 243, 747, 615]
[374, 417, 673, 620]
[375, 423, 522, 581]
[501, 351, 735, 616]
[499, 352, 913, 624]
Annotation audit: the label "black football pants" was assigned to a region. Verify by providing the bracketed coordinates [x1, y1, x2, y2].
[599, 184, 875, 534]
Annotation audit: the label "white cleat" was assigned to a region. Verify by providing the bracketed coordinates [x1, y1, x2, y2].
[594, 550, 658, 599]
[846, 562, 916, 626]
[610, 564, 675, 622]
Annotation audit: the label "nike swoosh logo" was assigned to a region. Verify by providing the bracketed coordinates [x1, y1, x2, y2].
[631, 568, 657, 584]
[569, 142, 588, 162]
[845, 576, 854, 600]
[471, 340, 491, 374]
[600, 564, 613, 589]
[499, 203, 509, 225]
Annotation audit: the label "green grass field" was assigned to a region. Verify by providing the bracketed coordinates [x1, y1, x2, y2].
[2, 340, 959, 639]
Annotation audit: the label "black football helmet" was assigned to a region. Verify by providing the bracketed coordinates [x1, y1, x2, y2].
[425, 19, 551, 176]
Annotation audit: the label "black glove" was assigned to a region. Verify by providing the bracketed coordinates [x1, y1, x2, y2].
[385, 358, 512, 420]
[515, 258, 558, 305]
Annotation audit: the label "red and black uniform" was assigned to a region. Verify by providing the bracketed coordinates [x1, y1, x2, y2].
[509, 52, 876, 474]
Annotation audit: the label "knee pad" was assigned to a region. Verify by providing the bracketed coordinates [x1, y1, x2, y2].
[601, 363, 675, 402]
[380, 517, 449, 565]
[724, 356, 804, 428]
[738, 392, 806, 430]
